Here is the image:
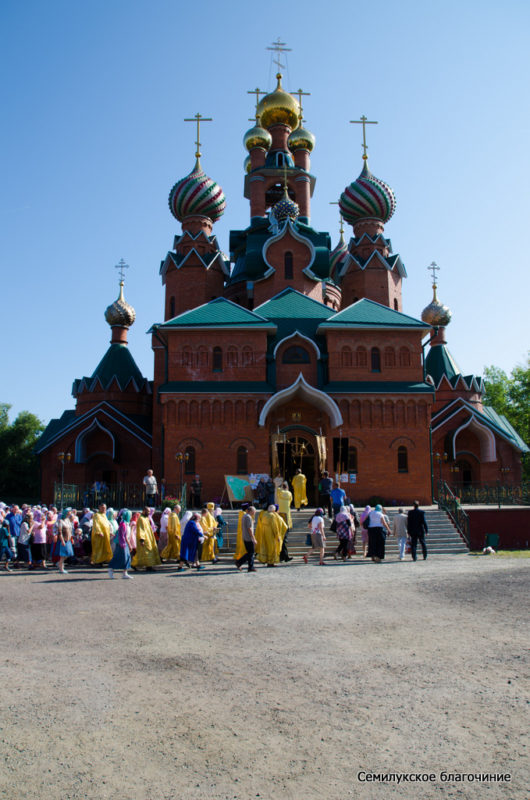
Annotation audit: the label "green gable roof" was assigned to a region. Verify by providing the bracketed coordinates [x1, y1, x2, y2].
[318, 298, 430, 329]
[88, 344, 146, 390]
[152, 297, 276, 330]
[256, 288, 331, 321]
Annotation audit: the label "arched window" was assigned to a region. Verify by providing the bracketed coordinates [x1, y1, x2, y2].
[348, 446, 358, 472]
[341, 346, 352, 368]
[276, 152, 285, 167]
[397, 446, 408, 473]
[357, 347, 367, 368]
[284, 251, 293, 280]
[182, 346, 192, 367]
[212, 347, 223, 372]
[185, 446, 195, 474]
[242, 346, 253, 366]
[282, 345, 310, 364]
[384, 347, 396, 368]
[169, 296, 175, 318]
[400, 347, 411, 367]
[197, 347, 208, 367]
[371, 347, 381, 372]
[227, 346, 238, 367]
[236, 446, 248, 475]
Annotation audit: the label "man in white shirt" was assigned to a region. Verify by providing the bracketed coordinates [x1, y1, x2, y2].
[143, 469, 158, 508]
[392, 508, 408, 560]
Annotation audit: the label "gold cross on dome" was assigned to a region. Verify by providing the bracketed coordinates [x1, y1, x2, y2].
[184, 113, 213, 160]
[247, 87, 266, 121]
[266, 38, 291, 72]
[428, 261, 440, 286]
[291, 87, 310, 122]
[114, 258, 129, 282]
[330, 201, 344, 235]
[350, 115, 378, 160]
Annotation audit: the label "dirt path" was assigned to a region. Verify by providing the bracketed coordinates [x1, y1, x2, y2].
[0, 554, 528, 799]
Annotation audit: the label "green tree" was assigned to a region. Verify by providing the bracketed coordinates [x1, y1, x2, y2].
[483, 354, 530, 480]
[0, 404, 45, 502]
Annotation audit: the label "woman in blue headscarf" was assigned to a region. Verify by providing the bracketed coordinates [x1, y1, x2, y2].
[108, 509, 133, 579]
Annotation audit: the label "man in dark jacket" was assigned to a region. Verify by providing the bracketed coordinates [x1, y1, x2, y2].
[407, 500, 428, 561]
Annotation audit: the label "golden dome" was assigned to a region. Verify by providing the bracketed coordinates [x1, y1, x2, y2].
[105, 282, 136, 328]
[256, 73, 300, 130]
[421, 285, 452, 326]
[288, 124, 316, 152]
[243, 122, 272, 152]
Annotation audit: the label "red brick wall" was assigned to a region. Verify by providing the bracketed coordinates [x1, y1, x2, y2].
[467, 509, 530, 549]
[326, 329, 424, 383]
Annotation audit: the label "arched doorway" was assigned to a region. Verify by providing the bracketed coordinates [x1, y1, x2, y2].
[274, 434, 317, 504]
[455, 459, 473, 488]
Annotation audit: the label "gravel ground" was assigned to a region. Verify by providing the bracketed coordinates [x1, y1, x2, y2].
[0, 554, 528, 800]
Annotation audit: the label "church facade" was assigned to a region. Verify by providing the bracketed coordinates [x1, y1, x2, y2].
[36, 73, 527, 505]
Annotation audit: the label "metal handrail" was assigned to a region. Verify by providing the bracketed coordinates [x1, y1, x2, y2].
[437, 480, 470, 547]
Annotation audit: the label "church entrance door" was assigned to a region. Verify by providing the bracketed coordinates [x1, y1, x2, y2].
[275, 435, 317, 505]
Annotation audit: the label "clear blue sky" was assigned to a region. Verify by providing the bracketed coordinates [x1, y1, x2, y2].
[2, 0, 529, 424]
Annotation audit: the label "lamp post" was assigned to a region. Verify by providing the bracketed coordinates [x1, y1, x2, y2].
[175, 452, 189, 496]
[57, 451, 71, 511]
[434, 452, 448, 501]
[498, 466, 510, 509]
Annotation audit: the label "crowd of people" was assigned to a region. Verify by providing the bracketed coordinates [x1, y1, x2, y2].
[0, 468, 429, 575]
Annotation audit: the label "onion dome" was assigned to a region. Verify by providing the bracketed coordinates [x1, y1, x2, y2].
[339, 162, 396, 225]
[288, 123, 316, 152]
[329, 231, 348, 279]
[168, 159, 226, 223]
[256, 73, 300, 130]
[105, 282, 136, 328]
[421, 284, 452, 326]
[244, 155, 251, 173]
[244, 121, 272, 152]
[271, 186, 299, 224]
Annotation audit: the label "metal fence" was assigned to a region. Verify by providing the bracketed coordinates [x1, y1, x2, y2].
[438, 481, 530, 508]
[53, 483, 186, 511]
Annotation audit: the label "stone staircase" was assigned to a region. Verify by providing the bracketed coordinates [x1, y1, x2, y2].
[217, 506, 469, 558]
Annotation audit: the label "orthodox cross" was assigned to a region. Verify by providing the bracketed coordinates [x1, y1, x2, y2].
[114, 259, 129, 283]
[184, 113, 213, 160]
[291, 87, 310, 123]
[350, 115, 378, 160]
[266, 38, 291, 72]
[428, 261, 440, 286]
[329, 201, 344, 235]
[247, 87, 266, 121]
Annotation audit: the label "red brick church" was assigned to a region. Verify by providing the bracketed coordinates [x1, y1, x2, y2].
[36, 72, 527, 505]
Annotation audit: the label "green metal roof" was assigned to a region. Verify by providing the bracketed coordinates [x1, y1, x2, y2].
[318, 298, 429, 329]
[480, 406, 529, 452]
[158, 381, 274, 394]
[256, 288, 331, 320]
[34, 410, 77, 454]
[425, 343, 461, 384]
[324, 381, 434, 395]
[87, 344, 146, 390]
[152, 297, 275, 329]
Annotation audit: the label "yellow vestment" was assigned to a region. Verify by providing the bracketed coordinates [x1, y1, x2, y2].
[200, 510, 217, 561]
[91, 512, 113, 563]
[161, 511, 181, 560]
[277, 489, 293, 529]
[256, 511, 287, 565]
[292, 472, 308, 509]
[132, 515, 161, 568]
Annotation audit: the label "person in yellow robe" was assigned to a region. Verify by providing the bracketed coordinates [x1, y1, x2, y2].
[292, 469, 308, 511]
[161, 504, 181, 561]
[256, 505, 288, 567]
[91, 504, 113, 564]
[234, 509, 246, 562]
[200, 505, 218, 562]
[132, 507, 161, 570]
[277, 482, 293, 530]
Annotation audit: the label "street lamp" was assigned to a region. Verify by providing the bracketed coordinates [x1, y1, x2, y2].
[175, 451, 189, 495]
[57, 451, 71, 511]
